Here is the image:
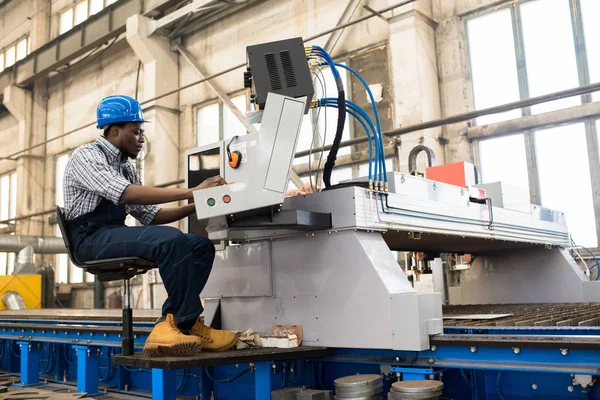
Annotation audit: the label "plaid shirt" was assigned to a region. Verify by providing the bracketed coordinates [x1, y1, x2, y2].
[63, 136, 161, 225]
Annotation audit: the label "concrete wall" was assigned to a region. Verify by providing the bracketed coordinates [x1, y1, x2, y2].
[0, 0, 32, 50]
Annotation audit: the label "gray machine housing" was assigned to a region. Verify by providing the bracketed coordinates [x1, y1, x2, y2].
[246, 37, 314, 114]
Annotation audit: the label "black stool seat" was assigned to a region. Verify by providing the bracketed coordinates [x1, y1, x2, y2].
[55, 206, 157, 355]
[82, 258, 154, 281]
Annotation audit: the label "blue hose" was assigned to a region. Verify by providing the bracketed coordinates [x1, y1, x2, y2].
[319, 98, 384, 185]
[496, 371, 508, 400]
[204, 367, 250, 383]
[312, 46, 340, 79]
[319, 100, 379, 181]
[335, 63, 387, 182]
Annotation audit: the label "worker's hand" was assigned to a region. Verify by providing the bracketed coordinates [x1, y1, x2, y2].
[196, 175, 227, 191]
[187, 176, 227, 200]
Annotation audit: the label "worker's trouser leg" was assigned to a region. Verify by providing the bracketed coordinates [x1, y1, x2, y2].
[73, 225, 215, 326]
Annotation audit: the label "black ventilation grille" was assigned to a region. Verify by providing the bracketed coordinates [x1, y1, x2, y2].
[279, 50, 297, 88]
[246, 37, 314, 113]
[264, 53, 282, 90]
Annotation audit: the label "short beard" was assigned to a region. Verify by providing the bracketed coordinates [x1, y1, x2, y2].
[122, 150, 137, 160]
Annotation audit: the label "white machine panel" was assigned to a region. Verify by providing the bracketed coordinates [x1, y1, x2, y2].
[263, 98, 304, 193]
[190, 93, 307, 220]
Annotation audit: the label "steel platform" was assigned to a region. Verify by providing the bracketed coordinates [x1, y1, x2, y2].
[0, 309, 161, 323]
[113, 346, 329, 370]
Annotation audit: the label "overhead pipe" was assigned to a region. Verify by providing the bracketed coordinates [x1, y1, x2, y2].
[0, 235, 66, 254]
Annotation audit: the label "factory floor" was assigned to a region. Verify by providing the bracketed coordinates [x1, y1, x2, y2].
[0, 380, 151, 399]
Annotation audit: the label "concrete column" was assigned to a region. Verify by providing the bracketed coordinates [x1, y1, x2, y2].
[30, 0, 50, 51]
[388, 0, 444, 173]
[126, 15, 179, 188]
[3, 85, 44, 236]
[435, 6, 474, 164]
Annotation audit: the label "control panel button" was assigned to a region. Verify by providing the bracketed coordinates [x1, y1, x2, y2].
[207, 198, 216, 207]
[223, 195, 231, 204]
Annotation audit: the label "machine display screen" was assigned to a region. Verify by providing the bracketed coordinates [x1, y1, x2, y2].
[187, 146, 221, 236]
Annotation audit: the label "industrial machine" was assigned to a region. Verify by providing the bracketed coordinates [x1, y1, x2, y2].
[0, 37, 598, 400]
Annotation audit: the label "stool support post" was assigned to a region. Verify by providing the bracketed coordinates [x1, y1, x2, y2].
[122, 278, 134, 356]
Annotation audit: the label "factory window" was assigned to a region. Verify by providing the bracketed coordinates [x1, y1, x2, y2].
[0, 172, 17, 275]
[467, 0, 596, 120]
[469, 0, 600, 248]
[59, 0, 118, 36]
[520, 0, 580, 114]
[89, 0, 103, 15]
[59, 8, 74, 35]
[15, 39, 27, 62]
[196, 102, 221, 147]
[581, 0, 599, 102]
[4, 46, 15, 69]
[0, 37, 30, 72]
[478, 134, 529, 192]
[535, 124, 597, 247]
[466, 8, 521, 125]
[196, 93, 248, 147]
[74, 1, 89, 25]
[223, 95, 248, 141]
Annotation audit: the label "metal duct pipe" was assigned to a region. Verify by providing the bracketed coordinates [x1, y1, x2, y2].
[0, 235, 66, 254]
[14, 245, 36, 274]
[2, 292, 26, 310]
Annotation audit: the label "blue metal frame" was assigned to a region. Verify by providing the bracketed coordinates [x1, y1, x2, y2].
[254, 363, 272, 400]
[152, 368, 176, 400]
[0, 323, 599, 399]
[14, 341, 43, 387]
[74, 345, 103, 395]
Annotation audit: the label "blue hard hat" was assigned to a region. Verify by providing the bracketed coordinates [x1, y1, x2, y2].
[96, 95, 150, 129]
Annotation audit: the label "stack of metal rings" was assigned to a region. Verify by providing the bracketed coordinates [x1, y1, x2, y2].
[333, 374, 383, 400]
[388, 380, 444, 400]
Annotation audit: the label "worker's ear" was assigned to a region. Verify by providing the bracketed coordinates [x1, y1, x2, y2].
[109, 125, 121, 138]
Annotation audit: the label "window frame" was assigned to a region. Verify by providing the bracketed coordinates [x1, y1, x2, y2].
[0, 35, 30, 72]
[467, 0, 600, 248]
[0, 171, 17, 276]
[58, 0, 118, 36]
[193, 91, 249, 147]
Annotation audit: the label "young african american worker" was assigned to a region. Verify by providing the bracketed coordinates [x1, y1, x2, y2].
[62, 95, 238, 356]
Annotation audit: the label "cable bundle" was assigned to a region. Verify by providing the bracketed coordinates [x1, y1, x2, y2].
[307, 46, 388, 192]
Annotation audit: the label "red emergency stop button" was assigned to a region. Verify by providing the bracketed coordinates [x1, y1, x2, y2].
[223, 195, 231, 204]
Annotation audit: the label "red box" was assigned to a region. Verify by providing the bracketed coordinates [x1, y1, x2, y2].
[425, 161, 477, 189]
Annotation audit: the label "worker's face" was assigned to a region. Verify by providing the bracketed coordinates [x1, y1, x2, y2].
[116, 122, 145, 159]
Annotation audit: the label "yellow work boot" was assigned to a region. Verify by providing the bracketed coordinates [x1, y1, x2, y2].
[190, 319, 239, 352]
[143, 314, 203, 357]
